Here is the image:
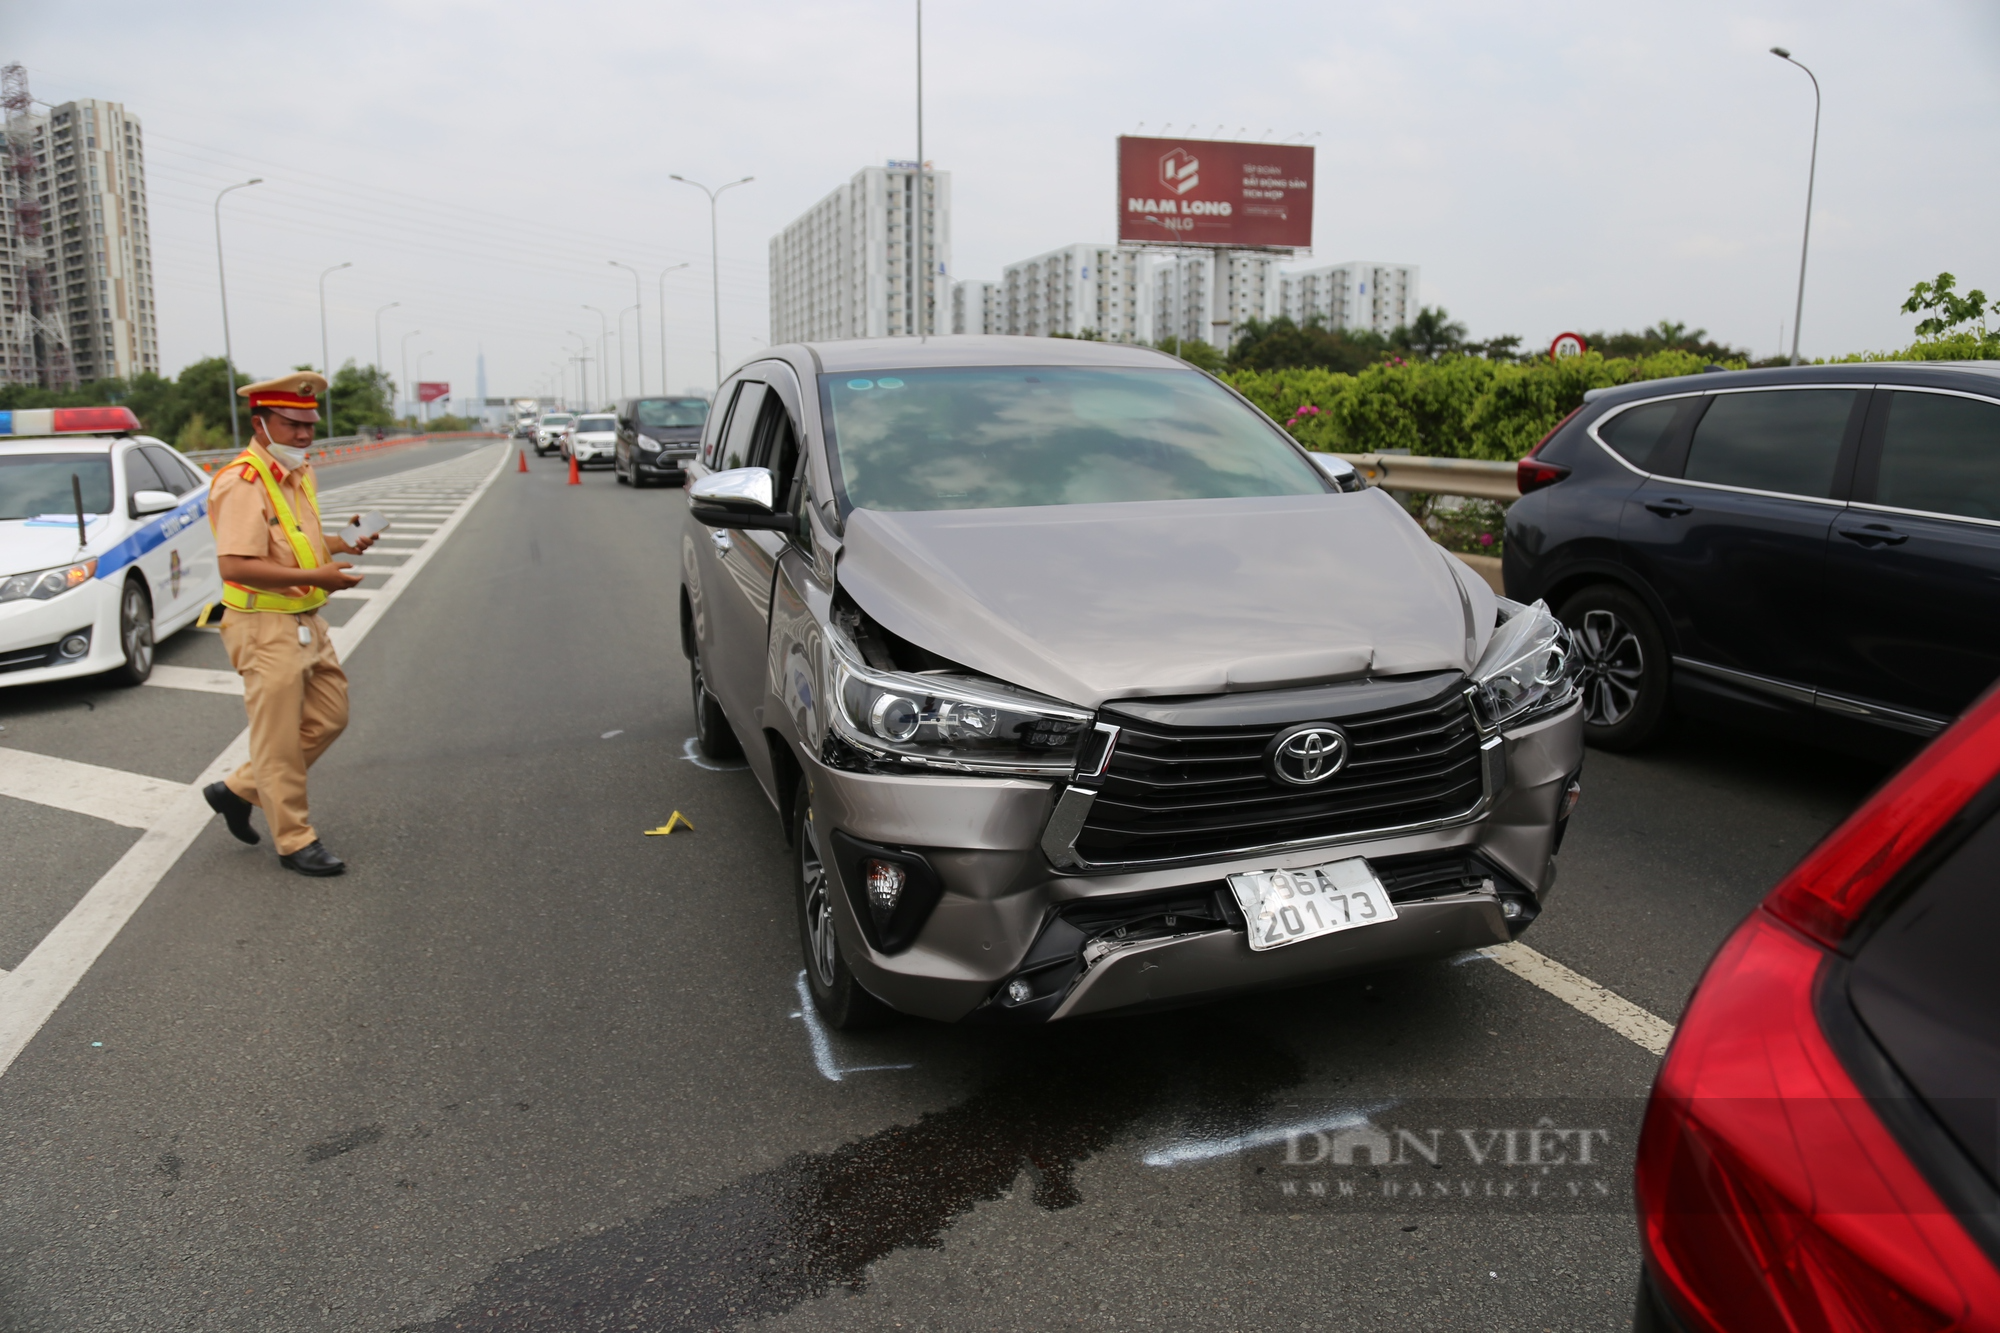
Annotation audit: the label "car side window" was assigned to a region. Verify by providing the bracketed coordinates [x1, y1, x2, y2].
[702, 382, 740, 468]
[122, 447, 169, 496]
[1873, 392, 2000, 522]
[140, 445, 197, 496]
[746, 394, 802, 510]
[720, 382, 767, 471]
[1683, 389, 1856, 498]
[1595, 399, 1684, 470]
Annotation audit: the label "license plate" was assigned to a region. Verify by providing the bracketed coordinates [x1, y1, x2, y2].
[1228, 858, 1398, 951]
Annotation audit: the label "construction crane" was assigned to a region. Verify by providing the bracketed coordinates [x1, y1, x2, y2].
[2, 63, 74, 390]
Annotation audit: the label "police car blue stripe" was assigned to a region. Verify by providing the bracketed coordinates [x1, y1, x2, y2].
[94, 494, 208, 579]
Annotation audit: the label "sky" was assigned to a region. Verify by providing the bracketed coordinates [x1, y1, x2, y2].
[14, 0, 2000, 406]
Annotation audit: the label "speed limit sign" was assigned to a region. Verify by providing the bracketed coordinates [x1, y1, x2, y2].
[1549, 332, 1588, 360]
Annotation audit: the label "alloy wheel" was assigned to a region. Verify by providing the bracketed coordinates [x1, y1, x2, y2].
[1573, 608, 1644, 727]
[122, 583, 154, 676]
[800, 802, 838, 989]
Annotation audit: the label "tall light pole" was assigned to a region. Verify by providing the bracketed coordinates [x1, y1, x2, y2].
[566, 331, 592, 409]
[670, 174, 754, 387]
[1771, 47, 1820, 366]
[414, 350, 433, 424]
[915, 0, 927, 338]
[656, 263, 690, 395]
[609, 260, 646, 395]
[374, 302, 399, 374]
[400, 329, 423, 425]
[213, 178, 262, 449]
[582, 305, 610, 404]
[317, 262, 352, 438]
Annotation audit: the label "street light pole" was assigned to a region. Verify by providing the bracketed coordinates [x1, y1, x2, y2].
[1771, 47, 1820, 366]
[656, 263, 689, 396]
[670, 174, 754, 388]
[609, 260, 646, 395]
[415, 351, 433, 424]
[618, 303, 639, 401]
[374, 302, 399, 376]
[213, 178, 262, 449]
[400, 330, 423, 425]
[916, 0, 926, 338]
[317, 262, 352, 438]
[582, 306, 610, 405]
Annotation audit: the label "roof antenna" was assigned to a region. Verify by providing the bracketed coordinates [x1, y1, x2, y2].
[72, 472, 87, 550]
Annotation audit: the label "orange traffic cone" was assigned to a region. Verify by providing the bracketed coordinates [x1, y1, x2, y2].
[567, 453, 581, 486]
[517, 448, 529, 473]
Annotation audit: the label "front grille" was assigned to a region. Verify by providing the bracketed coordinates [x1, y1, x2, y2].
[1075, 675, 1485, 867]
[0, 639, 63, 674]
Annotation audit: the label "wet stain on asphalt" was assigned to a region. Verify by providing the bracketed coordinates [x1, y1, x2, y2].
[407, 1017, 1302, 1332]
[304, 1123, 385, 1163]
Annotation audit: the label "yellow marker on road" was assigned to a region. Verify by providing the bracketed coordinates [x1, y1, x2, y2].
[644, 812, 695, 836]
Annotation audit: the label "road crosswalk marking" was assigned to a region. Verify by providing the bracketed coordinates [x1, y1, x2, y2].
[1477, 940, 1675, 1054]
[0, 445, 510, 1080]
[143, 664, 245, 696]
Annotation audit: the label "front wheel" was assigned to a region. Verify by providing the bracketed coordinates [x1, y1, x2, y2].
[1558, 583, 1669, 751]
[109, 577, 154, 686]
[794, 775, 893, 1030]
[689, 651, 741, 761]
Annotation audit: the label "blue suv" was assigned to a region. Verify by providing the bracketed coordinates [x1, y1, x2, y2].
[1504, 362, 2000, 751]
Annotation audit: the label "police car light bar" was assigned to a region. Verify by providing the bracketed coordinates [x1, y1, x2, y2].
[0, 406, 143, 436]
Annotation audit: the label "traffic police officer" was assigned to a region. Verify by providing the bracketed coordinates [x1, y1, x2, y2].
[201, 373, 377, 876]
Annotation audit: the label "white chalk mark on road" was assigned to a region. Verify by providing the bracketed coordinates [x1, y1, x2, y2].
[790, 971, 914, 1082]
[681, 737, 748, 772]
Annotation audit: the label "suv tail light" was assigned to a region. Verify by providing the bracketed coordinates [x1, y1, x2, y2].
[1516, 407, 1580, 495]
[1636, 686, 2000, 1332]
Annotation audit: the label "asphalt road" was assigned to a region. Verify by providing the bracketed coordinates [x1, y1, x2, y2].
[0, 441, 1892, 1333]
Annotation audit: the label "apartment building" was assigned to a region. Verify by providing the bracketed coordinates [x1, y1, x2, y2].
[1, 97, 159, 387]
[994, 244, 1152, 342]
[1151, 250, 1285, 349]
[951, 278, 999, 335]
[1280, 262, 1419, 337]
[769, 163, 951, 344]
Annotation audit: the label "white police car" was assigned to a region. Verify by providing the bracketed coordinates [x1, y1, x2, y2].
[0, 406, 223, 688]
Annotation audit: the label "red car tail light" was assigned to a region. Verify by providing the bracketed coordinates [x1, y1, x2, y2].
[1516, 407, 1581, 495]
[1636, 685, 2000, 1332]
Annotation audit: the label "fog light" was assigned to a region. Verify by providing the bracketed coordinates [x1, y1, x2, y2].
[1558, 776, 1582, 822]
[864, 859, 906, 913]
[58, 633, 89, 659]
[1005, 978, 1032, 1005]
[1501, 899, 1525, 920]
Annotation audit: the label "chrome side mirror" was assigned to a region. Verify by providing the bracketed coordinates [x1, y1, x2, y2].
[130, 489, 178, 517]
[688, 466, 799, 535]
[1308, 452, 1365, 493]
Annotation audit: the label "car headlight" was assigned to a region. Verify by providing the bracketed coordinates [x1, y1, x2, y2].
[0, 558, 98, 604]
[1469, 598, 1576, 730]
[828, 629, 1091, 775]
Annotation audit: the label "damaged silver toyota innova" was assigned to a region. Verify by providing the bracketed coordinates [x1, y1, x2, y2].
[679, 337, 1584, 1028]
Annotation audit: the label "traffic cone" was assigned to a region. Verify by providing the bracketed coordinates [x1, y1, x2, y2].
[567, 453, 581, 486]
[517, 448, 529, 473]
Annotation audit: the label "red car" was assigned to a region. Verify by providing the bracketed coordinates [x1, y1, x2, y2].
[1634, 683, 2000, 1330]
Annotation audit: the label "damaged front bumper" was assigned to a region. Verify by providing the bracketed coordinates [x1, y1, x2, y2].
[806, 700, 1584, 1023]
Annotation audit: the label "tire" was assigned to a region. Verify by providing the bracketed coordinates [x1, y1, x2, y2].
[689, 651, 742, 761]
[1558, 583, 1669, 751]
[109, 577, 154, 686]
[794, 775, 893, 1030]
[615, 457, 631, 485]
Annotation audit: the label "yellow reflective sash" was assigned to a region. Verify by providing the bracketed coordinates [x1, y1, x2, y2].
[214, 450, 329, 614]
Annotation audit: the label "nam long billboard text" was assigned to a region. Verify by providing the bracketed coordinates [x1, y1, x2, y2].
[1117, 136, 1314, 250]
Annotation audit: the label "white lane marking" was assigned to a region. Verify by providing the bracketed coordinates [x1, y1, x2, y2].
[327, 588, 381, 600]
[143, 664, 245, 696]
[0, 747, 185, 828]
[1141, 1103, 1397, 1167]
[681, 737, 748, 772]
[790, 971, 914, 1081]
[601, 729, 624, 739]
[1477, 940, 1674, 1056]
[0, 446, 509, 1080]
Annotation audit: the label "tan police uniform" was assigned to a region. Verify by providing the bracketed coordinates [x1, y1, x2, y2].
[207, 374, 351, 859]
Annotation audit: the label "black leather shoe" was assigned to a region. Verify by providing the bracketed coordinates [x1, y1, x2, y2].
[203, 781, 260, 845]
[279, 840, 346, 877]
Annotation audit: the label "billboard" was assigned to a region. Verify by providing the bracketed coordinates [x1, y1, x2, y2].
[417, 382, 451, 404]
[1117, 136, 1314, 250]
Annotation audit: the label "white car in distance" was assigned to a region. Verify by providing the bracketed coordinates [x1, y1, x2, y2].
[535, 413, 575, 457]
[0, 406, 223, 688]
[564, 414, 618, 468]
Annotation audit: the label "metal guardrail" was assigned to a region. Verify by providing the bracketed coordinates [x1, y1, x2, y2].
[1333, 452, 1519, 503]
[182, 431, 503, 472]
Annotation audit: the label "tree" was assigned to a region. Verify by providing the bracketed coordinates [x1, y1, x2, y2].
[1390, 307, 1470, 361]
[169, 357, 255, 448]
[1584, 322, 1748, 363]
[1902, 272, 1997, 340]
[174, 413, 230, 452]
[1227, 316, 1390, 375]
[329, 360, 394, 437]
[1155, 337, 1225, 373]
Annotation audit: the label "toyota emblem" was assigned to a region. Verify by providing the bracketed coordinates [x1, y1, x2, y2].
[1265, 724, 1350, 787]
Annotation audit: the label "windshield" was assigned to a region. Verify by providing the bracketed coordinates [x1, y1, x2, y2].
[636, 398, 710, 429]
[0, 454, 114, 520]
[542, 415, 574, 426]
[576, 416, 616, 433]
[819, 367, 1325, 512]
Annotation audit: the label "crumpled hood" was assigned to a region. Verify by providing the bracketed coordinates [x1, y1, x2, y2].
[837, 489, 1496, 709]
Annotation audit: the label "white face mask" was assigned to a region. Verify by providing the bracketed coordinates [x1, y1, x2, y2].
[258, 423, 309, 469]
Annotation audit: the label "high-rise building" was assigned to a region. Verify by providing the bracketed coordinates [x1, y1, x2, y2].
[1151, 250, 1285, 349]
[0, 92, 159, 387]
[1281, 262, 1419, 337]
[951, 278, 999, 335]
[769, 164, 951, 344]
[996, 245, 1151, 343]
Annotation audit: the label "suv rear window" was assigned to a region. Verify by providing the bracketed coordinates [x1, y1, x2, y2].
[1595, 398, 1685, 470]
[1875, 391, 2000, 521]
[1683, 388, 1856, 497]
[819, 367, 1324, 512]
